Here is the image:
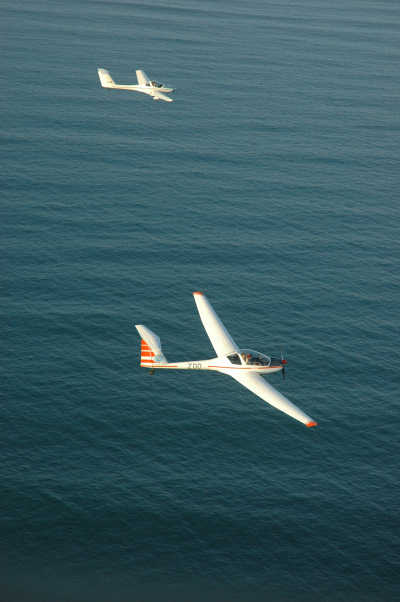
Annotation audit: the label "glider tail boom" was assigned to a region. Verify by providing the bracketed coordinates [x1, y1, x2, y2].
[135, 324, 167, 367]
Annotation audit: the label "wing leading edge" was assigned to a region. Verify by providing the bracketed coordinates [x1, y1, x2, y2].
[193, 292, 240, 357]
[229, 371, 317, 427]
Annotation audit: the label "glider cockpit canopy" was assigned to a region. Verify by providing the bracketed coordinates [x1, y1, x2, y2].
[227, 349, 271, 366]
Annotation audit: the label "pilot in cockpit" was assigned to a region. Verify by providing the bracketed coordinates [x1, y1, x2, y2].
[240, 353, 251, 364]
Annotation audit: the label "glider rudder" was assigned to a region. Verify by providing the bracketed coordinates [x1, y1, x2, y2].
[97, 68, 115, 88]
[135, 324, 167, 366]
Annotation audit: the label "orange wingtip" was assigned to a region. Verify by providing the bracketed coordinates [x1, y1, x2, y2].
[193, 291, 204, 295]
[306, 421, 318, 428]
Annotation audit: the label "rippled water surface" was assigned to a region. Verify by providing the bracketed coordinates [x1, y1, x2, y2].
[1, 1, 400, 600]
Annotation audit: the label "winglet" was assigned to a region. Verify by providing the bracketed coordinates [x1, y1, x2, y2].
[306, 421, 318, 428]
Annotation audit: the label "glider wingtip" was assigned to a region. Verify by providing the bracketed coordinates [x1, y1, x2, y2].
[193, 291, 204, 296]
[306, 420, 318, 428]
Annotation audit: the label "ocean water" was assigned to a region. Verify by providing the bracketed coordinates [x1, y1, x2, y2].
[1, 0, 400, 600]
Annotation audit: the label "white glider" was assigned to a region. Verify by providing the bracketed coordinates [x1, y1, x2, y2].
[97, 68, 174, 102]
[135, 292, 318, 428]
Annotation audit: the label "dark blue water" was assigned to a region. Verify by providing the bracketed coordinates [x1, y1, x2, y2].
[1, 1, 400, 600]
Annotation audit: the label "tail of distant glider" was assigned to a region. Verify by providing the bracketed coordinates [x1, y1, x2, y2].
[135, 325, 167, 367]
[97, 68, 116, 88]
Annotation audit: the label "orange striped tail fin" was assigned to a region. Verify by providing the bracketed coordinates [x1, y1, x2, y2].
[135, 324, 167, 368]
[140, 339, 156, 367]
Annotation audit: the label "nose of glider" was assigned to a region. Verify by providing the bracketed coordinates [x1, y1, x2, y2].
[280, 351, 287, 379]
[280, 354, 287, 379]
[270, 354, 287, 377]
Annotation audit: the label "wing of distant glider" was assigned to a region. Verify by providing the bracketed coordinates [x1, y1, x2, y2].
[136, 70, 150, 86]
[229, 371, 317, 426]
[152, 90, 173, 102]
[193, 292, 240, 357]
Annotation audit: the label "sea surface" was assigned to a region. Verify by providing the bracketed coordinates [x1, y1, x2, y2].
[1, 1, 400, 601]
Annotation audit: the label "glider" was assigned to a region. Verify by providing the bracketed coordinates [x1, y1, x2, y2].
[97, 68, 174, 102]
[135, 292, 317, 428]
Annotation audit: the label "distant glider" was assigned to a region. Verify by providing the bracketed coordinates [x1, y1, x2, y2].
[97, 68, 174, 102]
[135, 292, 318, 428]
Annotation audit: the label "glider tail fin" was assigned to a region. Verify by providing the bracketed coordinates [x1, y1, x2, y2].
[97, 68, 116, 88]
[135, 325, 167, 367]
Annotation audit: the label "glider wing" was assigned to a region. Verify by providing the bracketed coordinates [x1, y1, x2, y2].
[136, 70, 150, 86]
[152, 90, 173, 102]
[229, 371, 317, 427]
[193, 292, 240, 357]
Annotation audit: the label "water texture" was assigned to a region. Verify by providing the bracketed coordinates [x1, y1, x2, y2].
[1, 1, 399, 600]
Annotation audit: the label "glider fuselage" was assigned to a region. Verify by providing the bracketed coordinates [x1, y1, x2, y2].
[142, 353, 283, 375]
[107, 84, 174, 94]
